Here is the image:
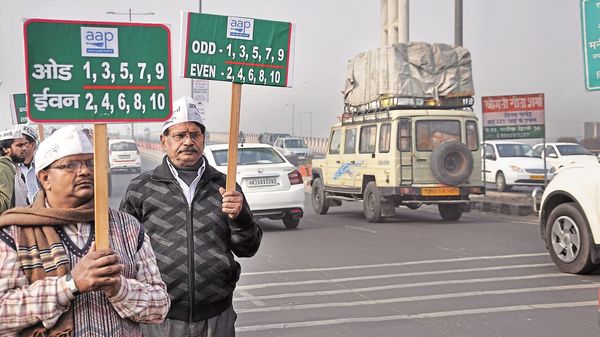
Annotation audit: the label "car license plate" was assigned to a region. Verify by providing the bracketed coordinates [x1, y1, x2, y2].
[247, 177, 278, 187]
[422, 187, 460, 196]
[530, 175, 544, 180]
[118, 155, 129, 159]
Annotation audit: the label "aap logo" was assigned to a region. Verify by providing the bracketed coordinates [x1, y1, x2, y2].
[226, 17, 254, 41]
[80, 27, 119, 57]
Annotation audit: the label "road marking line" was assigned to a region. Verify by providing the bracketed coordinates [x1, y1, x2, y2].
[236, 301, 596, 332]
[241, 253, 548, 276]
[234, 273, 571, 301]
[237, 263, 553, 290]
[344, 225, 378, 234]
[236, 289, 265, 307]
[237, 283, 599, 313]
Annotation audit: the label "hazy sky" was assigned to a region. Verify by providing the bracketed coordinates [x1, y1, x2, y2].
[0, 0, 597, 139]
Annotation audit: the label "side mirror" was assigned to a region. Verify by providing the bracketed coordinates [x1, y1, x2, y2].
[485, 154, 496, 161]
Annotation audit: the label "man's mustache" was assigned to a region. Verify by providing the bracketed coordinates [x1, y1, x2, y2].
[178, 146, 198, 154]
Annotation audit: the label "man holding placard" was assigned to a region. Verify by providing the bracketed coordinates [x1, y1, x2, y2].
[120, 96, 262, 337]
[0, 126, 170, 337]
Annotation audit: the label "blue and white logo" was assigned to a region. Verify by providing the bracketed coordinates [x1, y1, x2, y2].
[81, 27, 119, 57]
[226, 17, 254, 41]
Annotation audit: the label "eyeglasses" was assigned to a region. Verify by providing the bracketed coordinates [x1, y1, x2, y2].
[170, 132, 203, 142]
[48, 159, 94, 173]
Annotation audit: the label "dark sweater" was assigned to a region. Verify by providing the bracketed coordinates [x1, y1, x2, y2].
[119, 156, 262, 321]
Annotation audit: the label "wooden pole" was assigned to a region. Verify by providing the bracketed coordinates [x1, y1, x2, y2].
[37, 124, 45, 141]
[93, 124, 110, 249]
[226, 83, 242, 192]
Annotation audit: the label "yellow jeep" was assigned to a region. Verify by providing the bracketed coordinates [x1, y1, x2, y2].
[311, 97, 484, 222]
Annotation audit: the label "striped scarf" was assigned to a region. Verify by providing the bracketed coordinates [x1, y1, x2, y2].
[0, 190, 94, 337]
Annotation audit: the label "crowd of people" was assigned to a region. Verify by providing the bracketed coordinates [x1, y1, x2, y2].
[0, 96, 262, 337]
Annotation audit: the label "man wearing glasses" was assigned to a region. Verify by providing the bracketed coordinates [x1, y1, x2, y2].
[0, 125, 170, 337]
[120, 96, 262, 337]
[0, 127, 30, 214]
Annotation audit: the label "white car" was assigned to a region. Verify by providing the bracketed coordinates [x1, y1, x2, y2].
[532, 142, 597, 170]
[203, 143, 305, 229]
[483, 140, 554, 191]
[534, 159, 600, 274]
[273, 137, 311, 162]
[109, 139, 141, 173]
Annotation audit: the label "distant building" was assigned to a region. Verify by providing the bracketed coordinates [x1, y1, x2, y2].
[584, 122, 600, 139]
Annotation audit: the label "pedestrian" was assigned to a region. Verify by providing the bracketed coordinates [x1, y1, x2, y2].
[15, 125, 40, 203]
[0, 125, 170, 337]
[0, 127, 29, 214]
[120, 96, 263, 337]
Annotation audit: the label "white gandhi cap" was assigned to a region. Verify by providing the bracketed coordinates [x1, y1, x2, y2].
[34, 125, 93, 174]
[161, 96, 206, 134]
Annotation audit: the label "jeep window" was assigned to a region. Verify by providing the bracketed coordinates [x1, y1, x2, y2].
[466, 121, 479, 150]
[359, 125, 377, 153]
[379, 123, 391, 153]
[496, 143, 539, 157]
[344, 128, 357, 154]
[416, 120, 460, 151]
[397, 119, 411, 151]
[329, 129, 341, 154]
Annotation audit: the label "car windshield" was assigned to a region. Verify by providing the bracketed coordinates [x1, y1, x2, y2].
[284, 139, 307, 148]
[212, 147, 286, 166]
[496, 144, 539, 157]
[110, 142, 138, 151]
[556, 144, 594, 156]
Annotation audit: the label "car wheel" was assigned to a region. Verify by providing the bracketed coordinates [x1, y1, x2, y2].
[363, 181, 383, 223]
[311, 178, 329, 214]
[438, 204, 463, 221]
[135, 168, 141, 174]
[283, 214, 300, 229]
[495, 172, 511, 192]
[546, 202, 596, 274]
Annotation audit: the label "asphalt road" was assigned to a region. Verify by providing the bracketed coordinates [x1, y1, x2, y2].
[110, 153, 600, 337]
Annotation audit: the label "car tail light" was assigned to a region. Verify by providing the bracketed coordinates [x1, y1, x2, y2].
[288, 170, 303, 185]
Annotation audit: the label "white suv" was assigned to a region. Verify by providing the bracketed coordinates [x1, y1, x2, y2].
[108, 139, 141, 173]
[534, 159, 600, 274]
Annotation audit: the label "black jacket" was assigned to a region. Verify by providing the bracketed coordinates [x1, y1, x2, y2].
[120, 156, 262, 321]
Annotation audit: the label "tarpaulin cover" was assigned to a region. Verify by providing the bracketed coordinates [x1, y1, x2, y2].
[343, 42, 474, 107]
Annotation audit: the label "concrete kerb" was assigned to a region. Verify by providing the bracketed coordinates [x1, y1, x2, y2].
[468, 191, 534, 216]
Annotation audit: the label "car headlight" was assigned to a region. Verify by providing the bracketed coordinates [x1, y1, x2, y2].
[509, 165, 524, 173]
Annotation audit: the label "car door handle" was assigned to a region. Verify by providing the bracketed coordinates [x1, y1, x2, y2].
[417, 158, 427, 162]
[350, 160, 355, 164]
[336, 160, 340, 164]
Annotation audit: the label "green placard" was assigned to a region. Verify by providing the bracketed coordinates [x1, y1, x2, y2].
[10, 93, 28, 124]
[181, 13, 294, 87]
[484, 125, 545, 140]
[581, 0, 600, 90]
[24, 19, 172, 123]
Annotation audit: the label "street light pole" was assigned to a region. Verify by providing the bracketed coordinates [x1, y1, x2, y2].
[106, 9, 155, 139]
